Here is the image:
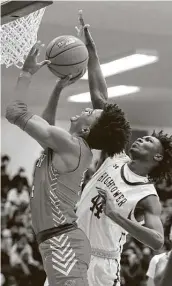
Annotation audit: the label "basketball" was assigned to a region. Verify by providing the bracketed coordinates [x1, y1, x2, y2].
[46, 35, 88, 78]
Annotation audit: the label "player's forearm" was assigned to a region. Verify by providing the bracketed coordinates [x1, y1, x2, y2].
[84, 27, 108, 109]
[16, 71, 32, 93]
[41, 83, 63, 125]
[108, 212, 163, 250]
[158, 251, 172, 286]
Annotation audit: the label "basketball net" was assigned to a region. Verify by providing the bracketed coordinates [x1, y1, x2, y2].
[0, 8, 45, 68]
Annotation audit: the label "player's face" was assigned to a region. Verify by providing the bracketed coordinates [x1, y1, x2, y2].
[129, 136, 163, 162]
[69, 108, 103, 134]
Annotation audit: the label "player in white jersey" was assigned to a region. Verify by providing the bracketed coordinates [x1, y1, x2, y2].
[76, 11, 172, 286]
[147, 214, 172, 286]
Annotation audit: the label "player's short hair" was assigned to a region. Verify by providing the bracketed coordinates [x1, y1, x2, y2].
[148, 130, 172, 183]
[87, 103, 131, 156]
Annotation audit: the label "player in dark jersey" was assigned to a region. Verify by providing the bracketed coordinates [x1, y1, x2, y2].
[6, 41, 131, 285]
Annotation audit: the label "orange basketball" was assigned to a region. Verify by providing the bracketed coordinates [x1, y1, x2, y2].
[46, 35, 88, 78]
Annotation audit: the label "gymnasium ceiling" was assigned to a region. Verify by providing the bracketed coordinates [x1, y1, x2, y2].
[1, 1, 172, 128]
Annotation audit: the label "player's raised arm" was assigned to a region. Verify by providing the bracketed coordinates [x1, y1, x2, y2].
[16, 41, 50, 93]
[41, 71, 85, 125]
[76, 10, 108, 109]
[5, 100, 79, 155]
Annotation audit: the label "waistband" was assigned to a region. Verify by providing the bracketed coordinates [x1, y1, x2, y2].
[37, 222, 78, 245]
[91, 248, 120, 260]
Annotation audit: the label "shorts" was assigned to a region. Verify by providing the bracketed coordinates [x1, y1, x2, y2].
[39, 228, 91, 286]
[87, 254, 121, 286]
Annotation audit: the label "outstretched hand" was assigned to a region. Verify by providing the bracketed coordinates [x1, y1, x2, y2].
[22, 41, 51, 75]
[75, 10, 90, 38]
[75, 10, 95, 50]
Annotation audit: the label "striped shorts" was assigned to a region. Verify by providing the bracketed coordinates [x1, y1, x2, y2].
[39, 228, 91, 286]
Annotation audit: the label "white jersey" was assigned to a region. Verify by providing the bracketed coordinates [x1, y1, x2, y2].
[146, 252, 169, 279]
[76, 153, 158, 257]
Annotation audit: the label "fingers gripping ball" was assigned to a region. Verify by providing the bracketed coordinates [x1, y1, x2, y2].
[46, 36, 88, 78]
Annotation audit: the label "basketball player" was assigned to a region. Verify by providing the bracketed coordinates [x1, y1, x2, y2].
[155, 217, 172, 286]
[155, 250, 172, 286]
[6, 41, 131, 285]
[147, 214, 172, 286]
[75, 11, 172, 286]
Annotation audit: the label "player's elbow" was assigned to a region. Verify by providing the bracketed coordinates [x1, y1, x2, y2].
[43, 126, 55, 147]
[152, 235, 164, 251]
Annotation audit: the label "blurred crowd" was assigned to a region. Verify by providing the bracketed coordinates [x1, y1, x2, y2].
[1, 155, 46, 286]
[1, 154, 172, 286]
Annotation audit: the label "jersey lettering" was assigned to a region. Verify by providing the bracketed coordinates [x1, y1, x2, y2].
[113, 164, 119, 169]
[90, 194, 103, 219]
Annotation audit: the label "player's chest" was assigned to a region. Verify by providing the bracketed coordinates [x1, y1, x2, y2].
[91, 163, 128, 195]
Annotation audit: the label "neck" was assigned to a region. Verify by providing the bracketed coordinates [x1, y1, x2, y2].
[127, 160, 152, 177]
[68, 127, 83, 139]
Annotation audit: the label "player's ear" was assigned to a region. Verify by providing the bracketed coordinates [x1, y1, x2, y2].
[154, 153, 163, 162]
[81, 127, 90, 137]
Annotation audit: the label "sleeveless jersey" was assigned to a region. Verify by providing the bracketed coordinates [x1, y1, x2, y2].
[30, 138, 92, 235]
[76, 153, 158, 256]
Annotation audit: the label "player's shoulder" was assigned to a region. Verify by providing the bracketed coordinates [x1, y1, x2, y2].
[139, 181, 156, 191]
[48, 126, 81, 154]
[138, 192, 161, 214]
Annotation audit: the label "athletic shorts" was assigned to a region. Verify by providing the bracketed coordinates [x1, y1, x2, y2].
[87, 254, 121, 286]
[39, 228, 91, 286]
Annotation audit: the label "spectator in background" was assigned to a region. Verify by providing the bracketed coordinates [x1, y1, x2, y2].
[26, 228, 46, 285]
[1, 230, 12, 286]
[162, 199, 172, 223]
[155, 177, 172, 201]
[5, 181, 29, 219]
[9, 234, 40, 286]
[1, 229, 13, 256]
[121, 244, 145, 286]
[1, 155, 11, 198]
[1, 166, 11, 201]
[26, 228, 43, 265]
[146, 214, 172, 286]
[11, 167, 29, 189]
[1, 155, 10, 170]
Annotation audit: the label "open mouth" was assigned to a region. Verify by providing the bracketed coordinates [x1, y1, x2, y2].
[132, 142, 139, 147]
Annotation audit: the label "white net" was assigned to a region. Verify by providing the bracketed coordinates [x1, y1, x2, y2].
[0, 8, 45, 68]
